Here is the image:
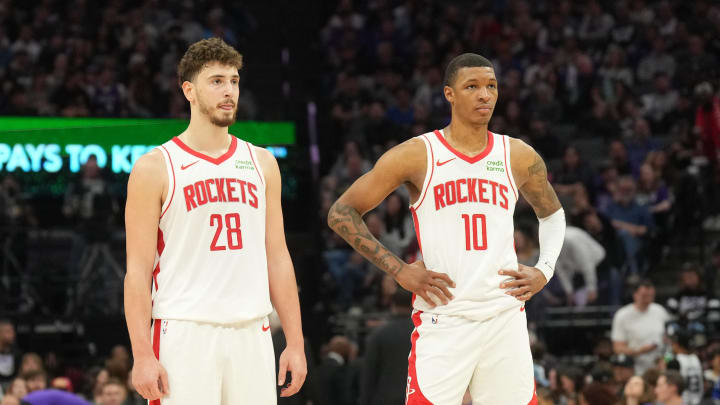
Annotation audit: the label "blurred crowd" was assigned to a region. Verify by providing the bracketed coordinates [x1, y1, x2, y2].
[0, 0, 258, 119]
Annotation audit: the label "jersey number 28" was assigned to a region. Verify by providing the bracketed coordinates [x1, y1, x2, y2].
[210, 213, 243, 251]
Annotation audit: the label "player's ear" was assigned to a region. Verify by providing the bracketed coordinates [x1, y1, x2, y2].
[444, 85, 454, 105]
[181, 81, 194, 103]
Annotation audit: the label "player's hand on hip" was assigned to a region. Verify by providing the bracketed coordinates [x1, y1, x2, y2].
[278, 345, 307, 397]
[499, 263, 547, 302]
[131, 355, 170, 400]
[395, 260, 455, 307]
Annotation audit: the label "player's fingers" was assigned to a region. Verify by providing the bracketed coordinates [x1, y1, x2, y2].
[519, 291, 534, 301]
[430, 279, 454, 300]
[425, 285, 448, 305]
[147, 380, 161, 400]
[160, 367, 171, 396]
[418, 291, 436, 308]
[500, 278, 530, 289]
[506, 286, 531, 297]
[278, 358, 288, 386]
[430, 271, 456, 288]
[498, 269, 523, 279]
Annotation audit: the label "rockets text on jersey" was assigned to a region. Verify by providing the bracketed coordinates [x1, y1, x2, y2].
[151, 135, 272, 324]
[410, 129, 521, 321]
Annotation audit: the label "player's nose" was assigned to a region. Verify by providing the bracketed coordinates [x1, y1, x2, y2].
[477, 86, 491, 102]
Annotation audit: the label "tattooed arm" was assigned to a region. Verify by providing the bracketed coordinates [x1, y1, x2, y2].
[499, 139, 565, 302]
[327, 139, 455, 306]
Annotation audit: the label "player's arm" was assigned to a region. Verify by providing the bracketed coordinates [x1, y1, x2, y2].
[500, 139, 565, 301]
[256, 148, 307, 397]
[327, 139, 455, 306]
[124, 149, 170, 400]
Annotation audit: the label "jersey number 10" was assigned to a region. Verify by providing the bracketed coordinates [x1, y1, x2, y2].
[462, 214, 487, 251]
[210, 213, 243, 251]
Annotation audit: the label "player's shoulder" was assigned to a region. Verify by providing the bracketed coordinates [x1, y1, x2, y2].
[375, 135, 427, 169]
[506, 135, 536, 159]
[131, 148, 166, 175]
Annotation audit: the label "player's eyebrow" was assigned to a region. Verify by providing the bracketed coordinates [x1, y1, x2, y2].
[207, 74, 240, 80]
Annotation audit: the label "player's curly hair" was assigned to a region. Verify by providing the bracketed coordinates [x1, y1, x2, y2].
[177, 37, 243, 86]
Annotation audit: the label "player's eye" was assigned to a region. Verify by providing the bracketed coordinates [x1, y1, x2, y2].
[231, 80, 239, 85]
[213, 79, 221, 84]
[466, 85, 477, 89]
[488, 84, 497, 89]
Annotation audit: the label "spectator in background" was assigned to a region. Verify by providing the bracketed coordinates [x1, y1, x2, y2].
[360, 289, 413, 405]
[641, 73, 678, 131]
[4, 378, 27, 399]
[618, 375, 654, 405]
[22, 388, 91, 405]
[554, 146, 596, 201]
[381, 193, 414, 257]
[608, 140, 633, 176]
[626, 119, 659, 174]
[637, 37, 676, 84]
[22, 370, 46, 393]
[554, 226, 605, 306]
[18, 354, 43, 377]
[667, 330, 703, 405]
[581, 209, 625, 305]
[635, 164, 671, 223]
[312, 336, 355, 405]
[654, 370, 684, 405]
[0, 321, 21, 385]
[98, 379, 127, 405]
[605, 176, 654, 274]
[611, 354, 635, 398]
[693, 81, 720, 168]
[611, 280, 669, 375]
[556, 365, 585, 405]
[528, 118, 561, 161]
[579, 382, 616, 405]
[0, 396, 19, 405]
[666, 264, 710, 325]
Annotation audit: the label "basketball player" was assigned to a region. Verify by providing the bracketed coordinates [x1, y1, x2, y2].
[124, 38, 306, 404]
[328, 53, 565, 404]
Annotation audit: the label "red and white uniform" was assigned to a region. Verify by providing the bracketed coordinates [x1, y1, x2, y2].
[149, 135, 275, 405]
[406, 130, 537, 405]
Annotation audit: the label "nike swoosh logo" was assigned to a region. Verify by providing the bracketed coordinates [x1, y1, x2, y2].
[181, 161, 199, 170]
[437, 158, 456, 166]
[262, 323, 270, 332]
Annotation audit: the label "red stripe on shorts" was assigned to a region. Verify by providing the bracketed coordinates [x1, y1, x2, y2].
[406, 311, 433, 404]
[527, 381, 538, 405]
[150, 319, 162, 405]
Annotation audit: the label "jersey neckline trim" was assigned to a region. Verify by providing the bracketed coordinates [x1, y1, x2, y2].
[434, 129, 494, 164]
[172, 135, 238, 165]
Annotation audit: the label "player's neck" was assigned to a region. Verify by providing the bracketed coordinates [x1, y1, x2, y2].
[444, 121, 489, 154]
[182, 116, 232, 155]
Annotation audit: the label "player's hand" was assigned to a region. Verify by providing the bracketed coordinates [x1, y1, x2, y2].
[394, 260, 455, 307]
[278, 344, 307, 397]
[499, 264, 547, 302]
[131, 354, 170, 400]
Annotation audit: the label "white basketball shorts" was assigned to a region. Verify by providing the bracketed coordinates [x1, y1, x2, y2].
[406, 306, 537, 405]
[149, 317, 276, 405]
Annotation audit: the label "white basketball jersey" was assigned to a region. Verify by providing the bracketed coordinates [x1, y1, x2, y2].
[151, 135, 271, 324]
[677, 353, 703, 405]
[410, 129, 521, 321]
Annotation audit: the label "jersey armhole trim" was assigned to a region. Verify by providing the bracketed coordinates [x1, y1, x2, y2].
[159, 145, 175, 218]
[502, 135, 518, 202]
[410, 134, 434, 210]
[245, 140, 265, 186]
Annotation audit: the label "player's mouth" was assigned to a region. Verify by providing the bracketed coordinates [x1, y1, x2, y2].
[218, 103, 235, 111]
[475, 105, 493, 112]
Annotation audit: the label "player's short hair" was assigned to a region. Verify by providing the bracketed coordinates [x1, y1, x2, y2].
[662, 370, 684, 394]
[177, 37, 243, 86]
[443, 53, 494, 87]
